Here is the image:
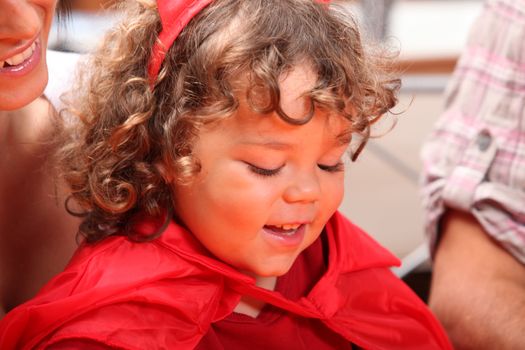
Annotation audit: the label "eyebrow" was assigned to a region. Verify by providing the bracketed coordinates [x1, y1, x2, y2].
[240, 135, 351, 151]
[239, 140, 294, 151]
[336, 132, 352, 146]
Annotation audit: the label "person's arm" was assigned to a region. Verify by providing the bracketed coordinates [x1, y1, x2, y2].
[429, 209, 525, 350]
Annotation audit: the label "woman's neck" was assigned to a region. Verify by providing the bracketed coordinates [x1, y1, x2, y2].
[0, 97, 52, 149]
[0, 108, 20, 146]
[0, 110, 15, 140]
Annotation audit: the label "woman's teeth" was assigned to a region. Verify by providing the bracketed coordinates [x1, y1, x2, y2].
[1, 42, 36, 68]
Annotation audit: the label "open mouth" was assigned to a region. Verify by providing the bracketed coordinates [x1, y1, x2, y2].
[263, 224, 302, 236]
[262, 223, 306, 248]
[0, 39, 40, 73]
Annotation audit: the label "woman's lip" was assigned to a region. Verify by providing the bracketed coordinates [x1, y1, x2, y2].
[262, 224, 306, 249]
[0, 33, 40, 61]
[0, 39, 42, 77]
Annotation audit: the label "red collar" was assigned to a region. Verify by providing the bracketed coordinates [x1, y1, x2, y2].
[144, 211, 401, 318]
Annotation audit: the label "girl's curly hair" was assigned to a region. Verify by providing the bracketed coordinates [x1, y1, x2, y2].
[60, 0, 400, 243]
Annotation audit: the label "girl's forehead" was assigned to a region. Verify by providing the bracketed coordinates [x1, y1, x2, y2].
[278, 64, 317, 115]
[214, 102, 351, 148]
[235, 64, 318, 122]
[209, 63, 352, 143]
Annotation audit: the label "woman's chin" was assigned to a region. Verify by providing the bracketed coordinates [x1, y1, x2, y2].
[0, 68, 48, 111]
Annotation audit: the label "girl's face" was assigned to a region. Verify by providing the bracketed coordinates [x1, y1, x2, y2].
[0, 0, 58, 110]
[173, 65, 350, 279]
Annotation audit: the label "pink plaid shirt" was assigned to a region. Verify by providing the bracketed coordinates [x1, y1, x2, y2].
[421, 0, 525, 263]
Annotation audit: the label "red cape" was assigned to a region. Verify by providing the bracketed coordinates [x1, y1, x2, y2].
[0, 212, 451, 349]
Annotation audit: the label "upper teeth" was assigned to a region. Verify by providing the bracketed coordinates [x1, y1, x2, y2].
[276, 224, 300, 230]
[1, 42, 36, 68]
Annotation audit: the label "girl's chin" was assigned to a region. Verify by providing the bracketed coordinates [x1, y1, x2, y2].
[241, 260, 296, 281]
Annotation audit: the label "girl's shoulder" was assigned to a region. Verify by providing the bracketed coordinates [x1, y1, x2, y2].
[325, 212, 400, 271]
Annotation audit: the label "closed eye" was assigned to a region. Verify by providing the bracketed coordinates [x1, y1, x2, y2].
[318, 162, 344, 173]
[245, 162, 284, 177]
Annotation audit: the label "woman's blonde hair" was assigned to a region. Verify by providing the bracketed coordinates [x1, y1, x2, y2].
[61, 0, 400, 242]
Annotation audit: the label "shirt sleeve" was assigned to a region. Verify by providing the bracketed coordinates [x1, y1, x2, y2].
[420, 0, 525, 263]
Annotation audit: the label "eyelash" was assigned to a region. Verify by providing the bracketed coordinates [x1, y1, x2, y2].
[247, 164, 283, 177]
[246, 162, 344, 177]
[318, 162, 345, 173]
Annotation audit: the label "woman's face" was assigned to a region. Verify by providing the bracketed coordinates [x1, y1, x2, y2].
[0, 0, 58, 110]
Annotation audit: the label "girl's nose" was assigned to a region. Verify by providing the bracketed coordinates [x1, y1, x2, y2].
[283, 171, 321, 204]
[0, 0, 41, 42]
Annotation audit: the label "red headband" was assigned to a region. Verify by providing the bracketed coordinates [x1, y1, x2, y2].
[148, 0, 332, 88]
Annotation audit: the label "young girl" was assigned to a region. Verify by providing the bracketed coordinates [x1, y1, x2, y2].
[0, 0, 452, 348]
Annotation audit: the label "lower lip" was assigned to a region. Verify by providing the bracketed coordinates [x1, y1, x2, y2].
[0, 40, 42, 78]
[262, 224, 306, 249]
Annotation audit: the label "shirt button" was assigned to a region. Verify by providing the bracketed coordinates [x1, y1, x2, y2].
[476, 130, 492, 151]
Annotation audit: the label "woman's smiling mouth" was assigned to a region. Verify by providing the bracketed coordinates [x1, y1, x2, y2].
[0, 38, 41, 76]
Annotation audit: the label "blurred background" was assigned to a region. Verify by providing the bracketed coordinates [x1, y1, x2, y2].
[49, 0, 485, 300]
